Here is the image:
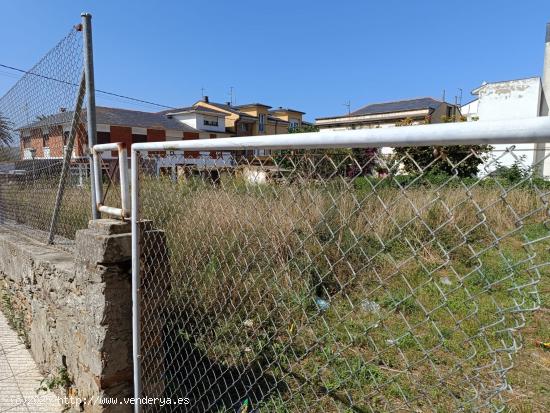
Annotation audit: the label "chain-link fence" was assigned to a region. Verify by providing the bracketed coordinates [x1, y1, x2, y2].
[0, 25, 90, 249]
[133, 141, 547, 412]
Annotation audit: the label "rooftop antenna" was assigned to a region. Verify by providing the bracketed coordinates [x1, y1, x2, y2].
[458, 88, 463, 106]
[343, 100, 351, 115]
[229, 86, 235, 105]
[201, 86, 206, 98]
[442, 89, 446, 102]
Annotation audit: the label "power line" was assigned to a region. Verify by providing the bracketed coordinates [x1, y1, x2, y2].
[0, 62, 175, 109]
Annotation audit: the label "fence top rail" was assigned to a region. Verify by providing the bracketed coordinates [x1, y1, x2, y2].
[92, 142, 127, 153]
[131, 117, 550, 152]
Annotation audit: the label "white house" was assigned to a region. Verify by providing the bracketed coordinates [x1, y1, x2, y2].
[160, 106, 234, 170]
[164, 106, 230, 138]
[461, 77, 548, 176]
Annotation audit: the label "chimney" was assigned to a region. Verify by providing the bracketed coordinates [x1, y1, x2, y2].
[534, 23, 550, 175]
[60, 107, 66, 112]
[203, 96, 209, 103]
[226, 101, 231, 106]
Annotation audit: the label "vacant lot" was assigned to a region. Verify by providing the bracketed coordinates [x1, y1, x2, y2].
[138, 173, 550, 412]
[2, 166, 548, 412]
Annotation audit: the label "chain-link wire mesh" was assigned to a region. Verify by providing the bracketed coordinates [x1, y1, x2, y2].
[136, 144, 547, 412]
[0, 26, 90, 249]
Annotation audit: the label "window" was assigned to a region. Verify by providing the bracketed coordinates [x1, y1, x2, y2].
[23, 148, 34, 159]
[203, 119, 219, 127]
[446, 106, 454, 118]
[42, 132, 49, 148]
[63, 131, 70, 146]
[132, 134, 147, 143]
[97, 131, 110, 144]
[259, 114, 265, 133]
[289, 119, 299, 129]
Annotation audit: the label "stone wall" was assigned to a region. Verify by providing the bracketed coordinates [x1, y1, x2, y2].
[0, 219, 133, 412]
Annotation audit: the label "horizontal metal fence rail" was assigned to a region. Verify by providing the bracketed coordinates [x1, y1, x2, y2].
[131, 118, 550, 412]
[132, 117, 550, 152]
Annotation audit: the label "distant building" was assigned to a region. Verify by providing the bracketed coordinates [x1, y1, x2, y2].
[164, 97, 308, 157]
[166, 97, 307, 136]
[461, 77, 541, 121]
[315, 97, 460, 131]
[20, 106, 206, 161]
[314, 97, 460, 162]
[160, 106, 229, 137]
[460, 77, 548, 175]
[19, 98, 308, 161]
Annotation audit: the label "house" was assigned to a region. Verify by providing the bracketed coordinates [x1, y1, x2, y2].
[314, 97, 461, 164]
[161, 97, 308, 157]
[20, 106, 210, 161]
[160, 106, 229, 137]
[19, 98, 308, 176]
[315, 97, 460, 131]
[269, 107, 305, 129]
[461, 77, 541, 122]
[460, 77, 548, 175]
[164, 97, 306, 136]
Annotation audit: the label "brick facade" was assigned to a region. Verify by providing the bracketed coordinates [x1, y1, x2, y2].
[21, 123, 87, 159]
[183, 132, 200, 158]
[147, 129, 165, 142]
[20, 122, 199, 160]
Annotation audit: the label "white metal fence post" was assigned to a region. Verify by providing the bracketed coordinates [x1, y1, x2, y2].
[131, 147, 142, 412]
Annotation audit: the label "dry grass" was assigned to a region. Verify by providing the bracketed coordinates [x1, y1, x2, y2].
[0, 173, 123, 242]
[3, 168, 547, 411]
[504, 278, 550, 413]
[138, 174, 550, 412]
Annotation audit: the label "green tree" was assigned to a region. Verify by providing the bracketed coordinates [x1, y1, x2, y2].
[393, 144, 492, 177]
[348, 148, 384, 177]
[288, 124, 319, 134]
[275, 124, 351, 178]
[393, 116, 491, 178]
[491, 157, 529, 183]
[0, 112, 13, 147]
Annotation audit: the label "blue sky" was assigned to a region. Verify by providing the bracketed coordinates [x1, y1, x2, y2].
[0, 0, 549, 121]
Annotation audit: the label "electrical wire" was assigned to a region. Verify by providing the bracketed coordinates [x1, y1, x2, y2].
[0, 62, 175, 110]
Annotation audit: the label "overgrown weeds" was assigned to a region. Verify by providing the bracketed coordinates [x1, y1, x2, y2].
[138, 171, 549, 412]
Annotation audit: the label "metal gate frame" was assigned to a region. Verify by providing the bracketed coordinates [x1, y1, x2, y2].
[129, 117, 550, 412]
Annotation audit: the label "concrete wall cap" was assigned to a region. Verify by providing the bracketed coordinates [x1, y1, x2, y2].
[88, 219, 131, 235]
